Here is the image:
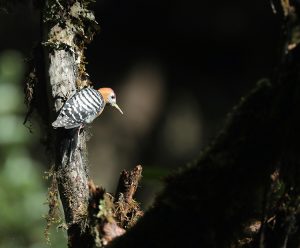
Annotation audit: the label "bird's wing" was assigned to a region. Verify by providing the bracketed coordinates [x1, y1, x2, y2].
[52, 88, 104, 129]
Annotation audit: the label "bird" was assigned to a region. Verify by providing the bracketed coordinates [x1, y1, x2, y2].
[52, 87, 123, 129]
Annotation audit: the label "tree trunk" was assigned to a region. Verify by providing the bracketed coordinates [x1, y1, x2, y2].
[49, 50, 90, 246]
[41, 1, 98, 246]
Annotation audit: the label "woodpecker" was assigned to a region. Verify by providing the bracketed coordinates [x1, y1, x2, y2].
[52, 87, 123, 129]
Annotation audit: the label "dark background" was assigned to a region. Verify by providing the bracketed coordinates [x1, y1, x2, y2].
[0, 1, 280, 247]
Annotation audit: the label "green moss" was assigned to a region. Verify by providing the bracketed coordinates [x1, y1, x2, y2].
[97, 193, 115, 223]
[44, 168, 63, 244]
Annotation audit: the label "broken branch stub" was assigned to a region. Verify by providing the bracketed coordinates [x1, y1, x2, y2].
[114, 165, 143, 229]
[88, 165, 143, 246]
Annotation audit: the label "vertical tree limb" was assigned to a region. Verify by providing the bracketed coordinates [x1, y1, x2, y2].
[40, 0, 98, 246]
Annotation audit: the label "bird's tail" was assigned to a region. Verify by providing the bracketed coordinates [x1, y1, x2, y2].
[59, 128, 80, 166]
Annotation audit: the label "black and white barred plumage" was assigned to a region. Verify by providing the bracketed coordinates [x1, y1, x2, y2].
[52, 88, 105, 129]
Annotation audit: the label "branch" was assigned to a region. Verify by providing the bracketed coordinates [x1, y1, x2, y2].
[114, 165, 143, 229]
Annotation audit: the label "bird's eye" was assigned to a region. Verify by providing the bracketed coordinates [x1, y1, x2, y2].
[111, 95, 116, 99]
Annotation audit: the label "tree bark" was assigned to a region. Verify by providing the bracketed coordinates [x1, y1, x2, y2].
[49, 49, 91, 246]
[40, 1, 98, 246]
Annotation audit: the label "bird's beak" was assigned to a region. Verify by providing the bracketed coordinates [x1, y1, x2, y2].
[112, 103, 123, 114]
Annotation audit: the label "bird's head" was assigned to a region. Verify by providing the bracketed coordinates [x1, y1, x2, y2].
[98, 87, 123, 114]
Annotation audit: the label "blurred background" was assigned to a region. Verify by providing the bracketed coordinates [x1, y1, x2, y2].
[0, 0, 280, 247]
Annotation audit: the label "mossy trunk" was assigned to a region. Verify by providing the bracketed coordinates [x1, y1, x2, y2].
[41, 0, 97, 246]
